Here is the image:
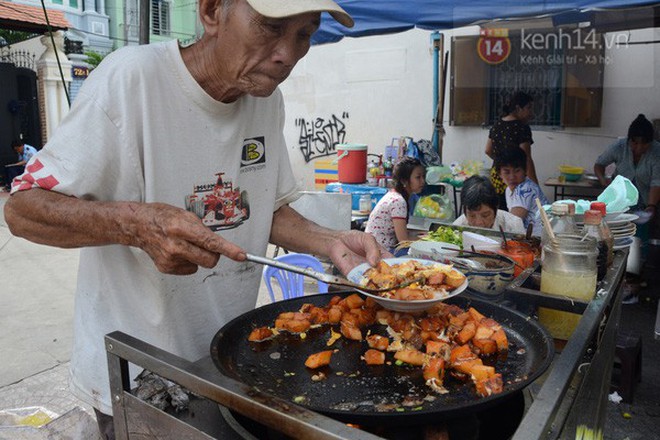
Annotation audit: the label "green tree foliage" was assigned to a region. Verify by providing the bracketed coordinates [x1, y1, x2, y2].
[84, 50, 106, 69]
[0, 30, 37, 46]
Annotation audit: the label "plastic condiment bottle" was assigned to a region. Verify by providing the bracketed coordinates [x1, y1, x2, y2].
[589, 201, 614, 268]
[359, 194, 372, 213]
[383, 156, 393, 177]
[582, 210, 610, 281]
[542, 202, 578, 246]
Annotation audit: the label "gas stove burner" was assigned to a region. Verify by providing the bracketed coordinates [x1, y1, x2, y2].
[218, 392, 524, 440]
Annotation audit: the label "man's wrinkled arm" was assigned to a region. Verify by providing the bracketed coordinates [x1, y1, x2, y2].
[270, 205, 385, 274]
[4, 188, 246, 275]
[5, 188, 137, 248]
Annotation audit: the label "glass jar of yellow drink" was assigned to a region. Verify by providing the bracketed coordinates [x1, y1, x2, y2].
[539, 234, 598, 340]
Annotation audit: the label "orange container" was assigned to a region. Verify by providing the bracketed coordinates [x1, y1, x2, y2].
[498, 241, 536, 277]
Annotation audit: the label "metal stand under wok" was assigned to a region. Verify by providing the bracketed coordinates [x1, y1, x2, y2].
[506, 251, 627, 439]
[106, 252, 627, 440]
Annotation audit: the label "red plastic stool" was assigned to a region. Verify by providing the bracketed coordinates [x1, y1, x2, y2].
[610, 332, 642, 403]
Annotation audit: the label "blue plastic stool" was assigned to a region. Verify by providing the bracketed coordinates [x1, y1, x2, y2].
[262, 253, 329, 302]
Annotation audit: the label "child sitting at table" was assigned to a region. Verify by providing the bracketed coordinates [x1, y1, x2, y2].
[496, 147, 549, 236]
[366, 157, 425, 254]
[453, 175, 526, 234]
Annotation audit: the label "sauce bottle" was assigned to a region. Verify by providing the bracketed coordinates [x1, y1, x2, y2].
[582, 210, 610, 280]
[589, 201, 614, 268]
[543, 202, 578, 245]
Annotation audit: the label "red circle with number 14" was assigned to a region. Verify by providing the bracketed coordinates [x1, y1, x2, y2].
[477, 36, 511, 65]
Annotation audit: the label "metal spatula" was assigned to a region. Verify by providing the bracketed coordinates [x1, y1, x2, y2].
[245, 253, 420, 294]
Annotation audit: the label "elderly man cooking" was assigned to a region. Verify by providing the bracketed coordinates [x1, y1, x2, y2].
[3, 0, 383, 438]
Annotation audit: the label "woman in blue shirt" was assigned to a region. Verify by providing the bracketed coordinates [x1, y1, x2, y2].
[594, 114, 660, 215]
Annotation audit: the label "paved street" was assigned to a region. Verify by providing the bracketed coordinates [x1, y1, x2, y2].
[0, 190, 277, 438]
[0, 191, 102, 437]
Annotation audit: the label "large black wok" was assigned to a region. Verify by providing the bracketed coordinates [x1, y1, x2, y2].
[210, 293, 553, 427]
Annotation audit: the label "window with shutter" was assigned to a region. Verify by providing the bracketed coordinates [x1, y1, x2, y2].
[151, 0, 171, 36]
[450, 29, 604, 128]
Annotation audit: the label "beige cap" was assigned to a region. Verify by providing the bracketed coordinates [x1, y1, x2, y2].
[245, 0, 354, 28]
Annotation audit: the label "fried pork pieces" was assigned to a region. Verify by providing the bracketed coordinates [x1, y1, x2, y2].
[248, 294, 506, 398]
[362, 260, 467, 300]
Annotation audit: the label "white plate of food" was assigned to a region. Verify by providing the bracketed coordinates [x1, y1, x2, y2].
[408, 240, 461, 260]
[462, 231, 502, 252]
[347, 257, 469, 312]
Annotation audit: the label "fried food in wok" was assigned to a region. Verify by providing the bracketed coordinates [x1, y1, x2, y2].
[248, 294, 506, 398]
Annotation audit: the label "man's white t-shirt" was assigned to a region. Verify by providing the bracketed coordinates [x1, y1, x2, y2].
[12, 40, 299, 414]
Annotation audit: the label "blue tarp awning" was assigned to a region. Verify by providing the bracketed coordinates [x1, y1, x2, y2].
[312, 0, 659, 44]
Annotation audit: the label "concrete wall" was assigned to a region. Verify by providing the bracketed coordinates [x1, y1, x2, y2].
[11, 36, 46, 61]
[280, 26, 660, 201]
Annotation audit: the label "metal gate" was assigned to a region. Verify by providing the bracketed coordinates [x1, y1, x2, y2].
[0, 53, 41, 168]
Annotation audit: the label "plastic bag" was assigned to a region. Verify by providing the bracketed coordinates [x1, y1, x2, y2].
[597, 175, 639, 212]
[415, 139, 442, 167]
[0, 407, 58, 428]
[413, 194, 454, 220]
[426, 166, 452, 185]
[406, 141, 421, 161]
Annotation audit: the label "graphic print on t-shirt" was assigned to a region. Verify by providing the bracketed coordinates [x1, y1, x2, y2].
[185, 172, 250, 231]
[241, 137, 266, 167]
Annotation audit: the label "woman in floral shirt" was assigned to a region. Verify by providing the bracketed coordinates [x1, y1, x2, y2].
[366, 157, 425, 253]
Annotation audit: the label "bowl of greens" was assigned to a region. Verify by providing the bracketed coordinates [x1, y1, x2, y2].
[423, 225, 463, 247]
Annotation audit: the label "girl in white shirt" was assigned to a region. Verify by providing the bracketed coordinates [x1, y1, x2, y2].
[366, 157, 426, 252]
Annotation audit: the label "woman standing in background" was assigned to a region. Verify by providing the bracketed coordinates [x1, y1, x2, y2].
[485, 92, 538, 210]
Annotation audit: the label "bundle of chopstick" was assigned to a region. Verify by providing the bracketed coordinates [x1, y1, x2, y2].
[535, 198, 556, 243]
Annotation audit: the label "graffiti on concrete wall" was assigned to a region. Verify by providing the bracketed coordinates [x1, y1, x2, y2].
[295, 112, 349, 162]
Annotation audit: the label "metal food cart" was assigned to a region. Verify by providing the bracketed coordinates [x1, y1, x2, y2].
[105, 235, 627, 439]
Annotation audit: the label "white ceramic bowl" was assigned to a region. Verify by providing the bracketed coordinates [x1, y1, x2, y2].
[408, 241, 460, 260]
[462, 231, 502, 252]
[346, 257, 469, 312]
[462, 255, 515, 298]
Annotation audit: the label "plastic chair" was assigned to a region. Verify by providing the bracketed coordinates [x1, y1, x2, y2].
[262, 253, 329, 302]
